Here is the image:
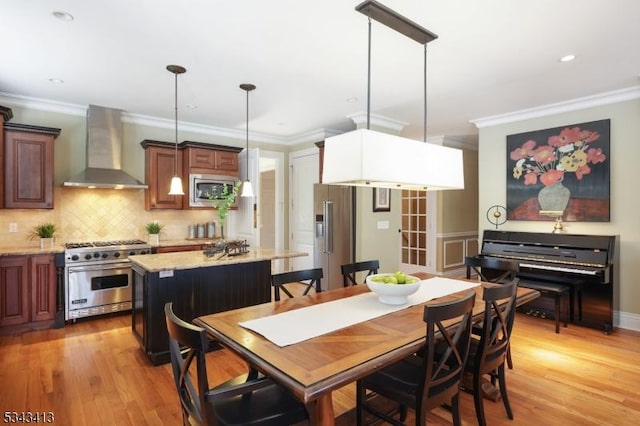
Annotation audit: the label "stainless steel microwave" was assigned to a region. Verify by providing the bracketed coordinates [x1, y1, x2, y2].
[189, 174, 239, 208]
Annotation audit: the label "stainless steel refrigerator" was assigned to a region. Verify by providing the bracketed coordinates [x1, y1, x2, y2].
[313, 184, 354, 290]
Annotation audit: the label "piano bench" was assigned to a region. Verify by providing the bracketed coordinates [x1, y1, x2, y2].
[518, 280, 571, 333]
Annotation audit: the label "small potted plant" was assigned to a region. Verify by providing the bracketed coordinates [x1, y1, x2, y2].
[30, 223, 57, 249]
[145, 222, 164, 246]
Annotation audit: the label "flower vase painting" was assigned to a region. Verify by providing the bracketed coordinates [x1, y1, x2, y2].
[506, 119, 610, 222]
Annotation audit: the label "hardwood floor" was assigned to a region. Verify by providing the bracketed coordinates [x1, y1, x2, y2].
[1, 311, 639, 425]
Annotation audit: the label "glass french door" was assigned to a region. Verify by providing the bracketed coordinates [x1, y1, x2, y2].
[399, 190, 434, 273]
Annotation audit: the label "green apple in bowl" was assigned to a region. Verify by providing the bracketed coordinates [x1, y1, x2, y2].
[366, 273, 421, 305]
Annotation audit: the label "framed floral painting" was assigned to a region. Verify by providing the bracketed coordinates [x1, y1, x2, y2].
[506, 119, 610, 222]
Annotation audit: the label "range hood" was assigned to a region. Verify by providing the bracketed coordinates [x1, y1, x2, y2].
[63, 105, 148, 189]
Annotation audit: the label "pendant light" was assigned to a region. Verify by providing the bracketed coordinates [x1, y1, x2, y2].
[322, 0, 464, 191]
[167, 64, 186, 195]
[240, 83, 256, 198]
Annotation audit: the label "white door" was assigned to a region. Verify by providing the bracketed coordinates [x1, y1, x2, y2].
[289, 149, 319, 271]
[399, 190, 436, 274]
[237, 147, 260, 246]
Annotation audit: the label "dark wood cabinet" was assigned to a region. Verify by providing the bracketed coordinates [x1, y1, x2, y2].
[141, 140, 241, 211]
[141, 140, 184, 210]
[183, 142, 240, 176]
[30, 254, 57, 322]
[0, 256, 29, 326]
[0, 254, 58, 327]
[3, 123, 60, 209]
[131, 260, 271, 365]
[0, 106, 14, 207]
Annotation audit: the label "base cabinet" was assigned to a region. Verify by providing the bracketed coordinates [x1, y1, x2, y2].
[30, 254, 57, 322]
[0, 256, 29, 326]
[0, 254, 57, 327]
[132, 260, 271, 365]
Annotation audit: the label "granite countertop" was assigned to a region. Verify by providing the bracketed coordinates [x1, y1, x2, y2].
[129, 247, 308, 273]
[0, 244, 64, 256]
[153, 238, 219, 248]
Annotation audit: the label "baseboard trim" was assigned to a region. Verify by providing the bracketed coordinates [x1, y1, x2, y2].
[615, 310, 640, 332]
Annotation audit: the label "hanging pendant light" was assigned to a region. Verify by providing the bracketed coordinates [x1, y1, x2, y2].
[167, 64, 186, 195]
[322, 0, 464, 191]
[240, 83, 256, 198]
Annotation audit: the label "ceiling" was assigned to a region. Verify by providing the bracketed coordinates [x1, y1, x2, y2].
[2, 0, 639, 146]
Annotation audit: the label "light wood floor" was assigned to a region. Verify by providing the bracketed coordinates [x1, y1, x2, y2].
[1, 311, 639, 425]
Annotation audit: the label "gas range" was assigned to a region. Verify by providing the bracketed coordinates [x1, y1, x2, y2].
[64, 239, 152, 265]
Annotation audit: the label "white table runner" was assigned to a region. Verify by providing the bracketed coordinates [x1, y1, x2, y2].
[239, 277, 479, 347]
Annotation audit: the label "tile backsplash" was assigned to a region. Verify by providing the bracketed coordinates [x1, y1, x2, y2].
[0, 187, 227, 247]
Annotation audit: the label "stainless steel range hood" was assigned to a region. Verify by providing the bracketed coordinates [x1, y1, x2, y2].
[63, 105, 148, 189]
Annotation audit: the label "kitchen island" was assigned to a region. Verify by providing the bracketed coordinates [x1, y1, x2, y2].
[129, 247, 307, 365]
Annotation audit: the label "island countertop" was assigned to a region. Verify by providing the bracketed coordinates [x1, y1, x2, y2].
[129, 247, 307, 273]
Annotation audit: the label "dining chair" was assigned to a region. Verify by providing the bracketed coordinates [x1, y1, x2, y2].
[356, 290, 477, 426]
[465, 256, 518, 369]
[463, 279, 519, 426]
[271, 267, 323, 301]
[341, 259, 380, 287]
[164, 302, 309, 426]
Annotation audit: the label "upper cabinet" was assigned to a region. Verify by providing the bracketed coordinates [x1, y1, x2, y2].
[0, 106, 13, 207]
[182, 142, 241, 176]
[141, 140, 241, 210]
[3, 122, 60, 209]
[141, 140, 184, 210]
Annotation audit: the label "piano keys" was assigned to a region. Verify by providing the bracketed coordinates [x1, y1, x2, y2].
[477, 230, 618, 334]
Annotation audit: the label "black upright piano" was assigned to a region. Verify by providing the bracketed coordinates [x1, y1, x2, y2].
[477, 230, 618, 334]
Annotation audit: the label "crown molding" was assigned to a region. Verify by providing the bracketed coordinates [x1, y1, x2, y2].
[0, 91, 340, 146]
[470, 85, 640, 129]
[347, 111, 409, 132]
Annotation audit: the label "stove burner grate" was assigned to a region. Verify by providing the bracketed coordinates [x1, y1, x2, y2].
[64, 239, 149, 250]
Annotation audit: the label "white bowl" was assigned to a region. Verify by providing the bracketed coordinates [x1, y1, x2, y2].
[366, 273, 421, 305]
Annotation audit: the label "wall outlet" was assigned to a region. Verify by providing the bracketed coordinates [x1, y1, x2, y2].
[9, 223, 18, 233]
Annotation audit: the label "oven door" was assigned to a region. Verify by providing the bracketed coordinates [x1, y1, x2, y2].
[65, 262, 132, 320]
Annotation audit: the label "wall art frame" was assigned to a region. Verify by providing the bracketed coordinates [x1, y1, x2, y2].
[506, 119, 610, 222]
[373, 187, 391, 212]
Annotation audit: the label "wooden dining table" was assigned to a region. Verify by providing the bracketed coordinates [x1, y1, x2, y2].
[193, 273, 540, 426]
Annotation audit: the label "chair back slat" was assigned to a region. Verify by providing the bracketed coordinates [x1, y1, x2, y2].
[421, 290, 476, 405]
[476, 279, 518, 372]
[165, 303, 210, 425]
[271, 268, 323, 301]
[341, 260, 380, 287]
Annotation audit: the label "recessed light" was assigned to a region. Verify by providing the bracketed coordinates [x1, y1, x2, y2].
[52, 10, 74, 21]
[48, 78, 64, 84]
[346, 97, 358, 103]
[560, 54, 576, 63]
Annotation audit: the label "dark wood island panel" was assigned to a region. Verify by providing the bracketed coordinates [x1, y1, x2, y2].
[131, 260, 271, 365]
